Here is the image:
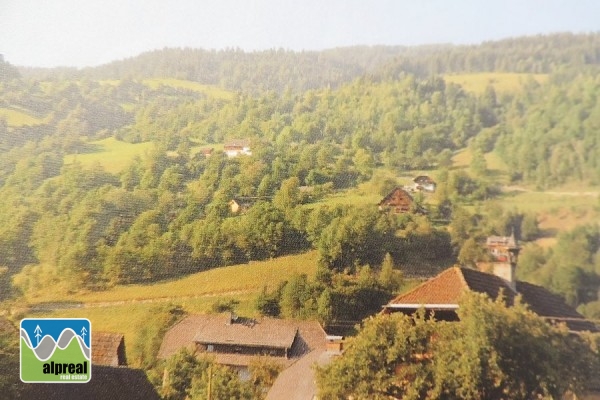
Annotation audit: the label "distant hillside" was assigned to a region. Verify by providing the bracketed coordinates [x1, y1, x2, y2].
[377, 32, 600, 78]
[17, 32, 600, 94]
[20, 46, 410, 93]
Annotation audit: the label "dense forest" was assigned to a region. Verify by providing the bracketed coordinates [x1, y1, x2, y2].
[1, 32, 600, 324]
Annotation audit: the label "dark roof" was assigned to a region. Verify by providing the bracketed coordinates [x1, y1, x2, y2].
[92, 332, 126, 366]
[159, 314, 328, 399]
[20, 366, 160, 400]
[158, 314, 324, 360]
[385, 267, 597, 332]
[413, 176, 436, 185]
[193, 315, 297, 349]
[266, 322, 330, 400]
[516, 281, 597, 332]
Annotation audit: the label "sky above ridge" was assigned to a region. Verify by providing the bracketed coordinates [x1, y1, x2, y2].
[1, 0, 599, 68]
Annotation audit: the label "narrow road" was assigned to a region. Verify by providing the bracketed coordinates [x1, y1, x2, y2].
[502, 185, 600, 197]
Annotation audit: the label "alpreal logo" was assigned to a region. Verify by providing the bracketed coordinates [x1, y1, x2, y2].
[20, 318, 91, 383]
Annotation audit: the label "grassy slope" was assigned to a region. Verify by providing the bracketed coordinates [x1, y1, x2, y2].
[63, 138, 155, 173]
[25, 251, 319, 304]
[143, 78, 234, 100]
[452, 148, 599, 247]
[0, 107, 46, 127]
[22, 251, 318, 363]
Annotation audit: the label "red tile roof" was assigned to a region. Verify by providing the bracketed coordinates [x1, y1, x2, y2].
[385, 267, 597, 332]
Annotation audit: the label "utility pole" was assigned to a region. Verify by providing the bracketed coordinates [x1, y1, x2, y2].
[207, 364, 212, 400]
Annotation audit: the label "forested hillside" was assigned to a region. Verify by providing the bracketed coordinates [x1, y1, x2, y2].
[1, 32, 600, 323]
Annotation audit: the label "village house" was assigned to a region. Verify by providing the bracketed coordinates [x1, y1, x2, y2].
[379, 187, 426, 214]
[224, 139, 252, 158]
[383, 235, 598, 333]
[412, 175, 437, 192]
[158, 313, 329, 399]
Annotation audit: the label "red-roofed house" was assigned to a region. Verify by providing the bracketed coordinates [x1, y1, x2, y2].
[384, 233, 597, 332]
[383, 266, 597, 333]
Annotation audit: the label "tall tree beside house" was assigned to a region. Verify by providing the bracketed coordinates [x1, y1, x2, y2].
[315, 292, 600, 400]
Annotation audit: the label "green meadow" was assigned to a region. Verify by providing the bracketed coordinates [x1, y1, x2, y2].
[0, 107, 46, 127]
[143, 78, 235, 100]
[25, 251, 319, 305]
[63, 137, 155, 173]
[24, 252, 318, 364]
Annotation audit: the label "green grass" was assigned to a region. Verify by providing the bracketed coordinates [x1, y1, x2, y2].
[25, 251, 319, 304]
[444, 73, 549, 94]
[0, 108, 46, 127]
[143, 78, 234, 100]
[495, 189, 599, 213]
[63, 137, 155, 173]
[22, 251, 319, 364]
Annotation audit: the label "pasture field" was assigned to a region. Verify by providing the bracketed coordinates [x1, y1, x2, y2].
[20, 251, 318, 364]
[63, 137, 155, 173]
[28, 292, 257, 365]
[24, 251, 319, 305]
[444, 72, 548, 94]
[143, 78, 234, 100]
[0, 107, 46, 127]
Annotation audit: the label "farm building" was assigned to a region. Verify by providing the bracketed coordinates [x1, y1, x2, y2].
[383, 235, 597, 333]
[379, 187, 427, 214]
[224, 139, 252, 157]
[412, 175, 437, 192]
[158, 313, 329, 399]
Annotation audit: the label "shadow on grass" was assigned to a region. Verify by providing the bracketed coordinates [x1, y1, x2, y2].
[28, 301, 85, 313]
[72, 143, 104, 154]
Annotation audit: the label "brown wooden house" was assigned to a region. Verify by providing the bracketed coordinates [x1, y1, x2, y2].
[159, 313, 328, 398]
[378, 187, 427, 214]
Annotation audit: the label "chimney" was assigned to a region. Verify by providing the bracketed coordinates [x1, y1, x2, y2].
[492, 263, 517, 292]
[486, 233, 520, 292]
